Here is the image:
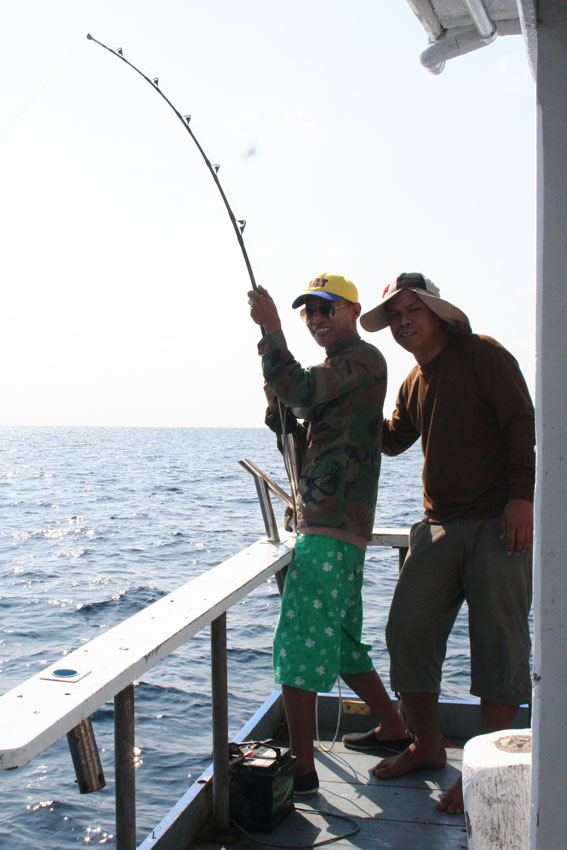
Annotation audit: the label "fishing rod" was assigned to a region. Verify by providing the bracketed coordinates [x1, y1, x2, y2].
[86, 33, 257, 292]
[86, 34, 299, 527]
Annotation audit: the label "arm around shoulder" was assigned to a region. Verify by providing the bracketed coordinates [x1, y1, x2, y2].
[381, 377, 420, 456]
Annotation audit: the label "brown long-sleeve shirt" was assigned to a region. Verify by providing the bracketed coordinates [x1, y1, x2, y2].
[382, 333, 535, 522]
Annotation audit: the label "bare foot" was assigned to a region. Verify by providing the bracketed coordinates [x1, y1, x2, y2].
[372, 741, 446, 778]
[436, 776, 463, 814]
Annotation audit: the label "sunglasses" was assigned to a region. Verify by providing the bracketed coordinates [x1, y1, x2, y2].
[300, 300, 348, 322]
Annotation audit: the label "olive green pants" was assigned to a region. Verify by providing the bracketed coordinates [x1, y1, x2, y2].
[387, 517, 532, 704]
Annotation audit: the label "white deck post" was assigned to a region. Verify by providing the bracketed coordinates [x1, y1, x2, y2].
[532, 3, 567, 848]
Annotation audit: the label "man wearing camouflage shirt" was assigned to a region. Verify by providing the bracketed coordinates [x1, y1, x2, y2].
[248, 274, 410, 796]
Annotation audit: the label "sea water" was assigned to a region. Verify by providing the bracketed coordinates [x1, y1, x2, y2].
[0, 426, 471, 848]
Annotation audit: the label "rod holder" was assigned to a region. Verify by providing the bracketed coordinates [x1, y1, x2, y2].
[66, 717, 106, 793]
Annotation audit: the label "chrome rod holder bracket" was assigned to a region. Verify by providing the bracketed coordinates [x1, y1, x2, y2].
[239, 458, 293, 544]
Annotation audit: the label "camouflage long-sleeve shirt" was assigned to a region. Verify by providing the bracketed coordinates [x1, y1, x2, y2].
[259, 329, 387, 548]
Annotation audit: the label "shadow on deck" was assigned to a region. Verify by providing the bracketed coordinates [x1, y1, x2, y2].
[191, 736, 469, 850]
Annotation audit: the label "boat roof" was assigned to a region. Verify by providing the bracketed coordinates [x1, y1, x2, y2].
[405, 0, 537, 76]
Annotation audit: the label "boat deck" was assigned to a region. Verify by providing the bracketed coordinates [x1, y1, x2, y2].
[192, 735, 468, 850]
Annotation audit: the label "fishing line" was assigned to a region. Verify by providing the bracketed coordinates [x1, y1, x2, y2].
[0, 39, 85, 143]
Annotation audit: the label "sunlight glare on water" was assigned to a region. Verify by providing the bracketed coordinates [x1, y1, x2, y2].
[0, 426, 472, 848]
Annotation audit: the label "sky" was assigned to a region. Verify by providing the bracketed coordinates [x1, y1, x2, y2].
[0, 1, 536, 427]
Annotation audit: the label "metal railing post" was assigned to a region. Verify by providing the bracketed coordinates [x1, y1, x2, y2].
[115, 684, 136, 850]
[398, 546, 408, 571]
[211, 614, 229, 831]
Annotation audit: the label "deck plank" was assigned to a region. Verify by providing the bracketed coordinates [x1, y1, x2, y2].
[234, 814, 468, 850]
[189, 738, 467, 850]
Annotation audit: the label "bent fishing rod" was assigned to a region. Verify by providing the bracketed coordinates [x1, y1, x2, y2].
[87, 34, 299, 523]
[86, 33, 257, 292]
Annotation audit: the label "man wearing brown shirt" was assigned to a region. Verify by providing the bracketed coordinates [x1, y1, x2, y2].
[343, 273, 534, 815]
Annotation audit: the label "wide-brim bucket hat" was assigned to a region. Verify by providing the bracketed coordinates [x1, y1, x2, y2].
[360, 272, 470, 332]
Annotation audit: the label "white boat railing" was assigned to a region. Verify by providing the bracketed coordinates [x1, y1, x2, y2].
[0, 460, 410, 850]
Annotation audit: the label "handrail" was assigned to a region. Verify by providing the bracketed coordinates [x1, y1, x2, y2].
[0, 528, 411, 771]
[0, 526, 410, 848]
[0, 534, 295, 771]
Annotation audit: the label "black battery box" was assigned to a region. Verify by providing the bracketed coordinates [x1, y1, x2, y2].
[229, 741, 295, 831]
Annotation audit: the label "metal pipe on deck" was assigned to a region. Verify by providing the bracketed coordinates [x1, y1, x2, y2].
[115, 684, 136, 850]
[211, 614, 229, 831]
[252, 476, 280, 543]
[239, 458, 291, 595]
[252, 474, 289, 595]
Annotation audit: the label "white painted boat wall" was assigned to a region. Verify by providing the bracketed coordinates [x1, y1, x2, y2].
[532, 2, 567, 848]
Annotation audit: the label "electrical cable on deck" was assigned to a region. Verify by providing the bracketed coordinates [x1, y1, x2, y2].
[230, 806, 360, 848]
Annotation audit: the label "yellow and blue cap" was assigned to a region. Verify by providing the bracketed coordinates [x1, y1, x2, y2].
[292, 273, 359, 309]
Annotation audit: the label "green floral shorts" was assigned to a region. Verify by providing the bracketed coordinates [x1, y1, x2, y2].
[273, 533, 374, 692]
